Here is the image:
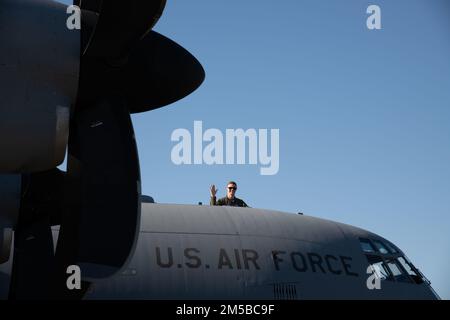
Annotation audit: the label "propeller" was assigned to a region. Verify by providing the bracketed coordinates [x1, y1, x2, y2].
[75, 1, 205, 111]
[55, 0, 204, 284]
[77, 0, 167, 59]
[125, 31, 206, 113]
[2, 0, 205, 299]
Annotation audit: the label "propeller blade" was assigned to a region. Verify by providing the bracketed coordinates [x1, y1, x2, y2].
[75, 0, 102, 13]
[125, 31, 206, 113]
[81, 0, 167, 59]
[56, 99, 141, 280]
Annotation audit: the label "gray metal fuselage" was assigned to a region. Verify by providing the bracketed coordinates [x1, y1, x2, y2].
[67, 204, 438, 300]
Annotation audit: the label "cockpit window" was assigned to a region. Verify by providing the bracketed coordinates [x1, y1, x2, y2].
[366, 255, 393, 281]
[397, 257, 424, 284]
[385, 259, 412, 283]
[372, 240, 390, 254]
[383, 241, 399, 254]
[359, 238, 376, 253]
[360, 237, 426, 285]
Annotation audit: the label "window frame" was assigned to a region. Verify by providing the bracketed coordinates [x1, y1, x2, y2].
[359, 238, 425, 285]
[384, 257, 414, 284]
[365, 254, 395, 282]
[359, 238, 377, 254]
[397, 256, 424, 285]
[372, 239, 391, 254]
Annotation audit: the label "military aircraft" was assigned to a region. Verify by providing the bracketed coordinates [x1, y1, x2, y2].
[0, 0, 441, 300]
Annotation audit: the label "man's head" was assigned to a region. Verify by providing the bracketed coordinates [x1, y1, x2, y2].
[226, 181, 237, 200]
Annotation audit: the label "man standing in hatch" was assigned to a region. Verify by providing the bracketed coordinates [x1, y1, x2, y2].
[210, 181, 249, 207]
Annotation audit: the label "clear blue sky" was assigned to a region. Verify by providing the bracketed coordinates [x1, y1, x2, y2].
[60, 0, 450, 299]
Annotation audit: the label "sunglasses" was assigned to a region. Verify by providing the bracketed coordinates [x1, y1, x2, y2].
[227, 187, 237, 191]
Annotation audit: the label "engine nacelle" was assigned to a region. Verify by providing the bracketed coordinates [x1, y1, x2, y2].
[0, 0, 80, 173]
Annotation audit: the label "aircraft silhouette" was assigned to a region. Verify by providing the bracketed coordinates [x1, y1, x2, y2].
[0, 0, 440, 300]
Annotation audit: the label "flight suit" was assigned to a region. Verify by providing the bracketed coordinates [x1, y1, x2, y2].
[210, 196, 249, 207]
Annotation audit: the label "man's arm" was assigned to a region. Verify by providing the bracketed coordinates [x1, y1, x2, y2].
[210, 184, 219, 206]
[211, 197, 226, 206]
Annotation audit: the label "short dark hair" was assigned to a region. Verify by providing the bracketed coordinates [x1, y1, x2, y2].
[227, 181, 237, 187]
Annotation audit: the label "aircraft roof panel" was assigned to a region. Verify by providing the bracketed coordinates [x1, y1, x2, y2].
[140, 204, 349, 248]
